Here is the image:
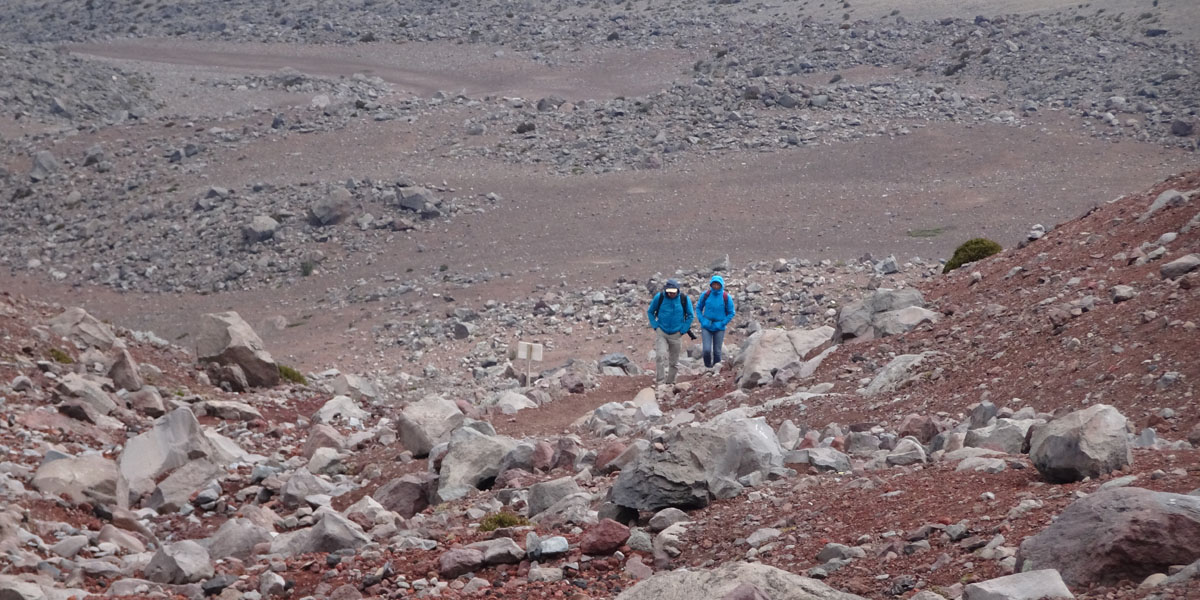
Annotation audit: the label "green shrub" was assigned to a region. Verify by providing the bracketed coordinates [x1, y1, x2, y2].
[478, 512, 529, 532]
[944, 238, 1003, 273]
[300, 261, 315, 277]
[48, 348, 74, 364]
[278, 364, 308, 385]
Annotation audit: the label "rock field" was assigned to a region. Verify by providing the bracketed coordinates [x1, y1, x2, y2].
[1, 1, 1199, 600]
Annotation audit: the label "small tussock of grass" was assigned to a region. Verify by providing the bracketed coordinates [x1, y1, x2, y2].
[48, 348, 74, 364]
[478, 512, 529, 532]
[907, 226, 948, 239]
[278, 364, 308, 385]
[944, 238, 1003, 274]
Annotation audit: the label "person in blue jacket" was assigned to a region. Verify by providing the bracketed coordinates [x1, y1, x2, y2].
[646, 278, 694, 385]
[695, 274, 736, 368]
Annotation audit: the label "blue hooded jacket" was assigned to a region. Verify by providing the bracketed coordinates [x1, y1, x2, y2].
[647, 279, 694, 334]
[695, 274, 736, 331]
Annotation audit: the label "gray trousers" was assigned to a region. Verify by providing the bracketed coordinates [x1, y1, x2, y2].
[655, 329, 683, 385]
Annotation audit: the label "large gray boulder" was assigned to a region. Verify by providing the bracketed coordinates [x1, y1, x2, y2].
[398, 395, 465, 457]
[194, 312, 280, 388]
[280, 468, 334, 508]
[1028, 405, 1131, 483]
[611, 418, 782, 511]
[861, 352, 939, 396]
[118, 408, 227, 504]
[963, 570, 1074, 600]
[615, 562, 865, 600]
[309, 187, 353, 226]
[835, 288, 936, 342]
[436, 428, 518, 503]
[144, 540, 214, 584]
[528, 477, 583, 517]
[205, 518, 272, 560]
[1017, 487, 1200, 588]
[32, 455, 119, 505]
[108, 349, 144, 392]
[734, 327, 835, 389]
[146, 460, 223, 514]
[965, 419, 1042, 454]
[48, 307, 118, 350]
[55, 373, 118, 415]
[269, 512, 371, 556]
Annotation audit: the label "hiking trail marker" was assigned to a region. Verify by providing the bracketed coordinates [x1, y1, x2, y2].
[516, 341, 543, 384]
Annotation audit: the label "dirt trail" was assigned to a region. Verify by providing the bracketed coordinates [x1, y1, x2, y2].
[68, 40, 694, 100]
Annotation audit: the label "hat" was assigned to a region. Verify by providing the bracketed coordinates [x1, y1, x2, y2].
[664, 278, 681, 294]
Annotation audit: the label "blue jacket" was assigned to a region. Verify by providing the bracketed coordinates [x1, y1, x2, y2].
[695, 275, 736, 331]
[647, 290, 694, 335]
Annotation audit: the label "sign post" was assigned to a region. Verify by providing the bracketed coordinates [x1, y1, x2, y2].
[516, 341, 544, 385]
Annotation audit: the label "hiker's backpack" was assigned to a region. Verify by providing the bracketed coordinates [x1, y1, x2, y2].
[697, 289, 731, 314]
[651, 292, 690, 320]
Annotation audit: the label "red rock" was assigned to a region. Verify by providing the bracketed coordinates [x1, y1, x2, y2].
[898, 414, 939, 444]
[495, 468, 538, 489]
[532, 441, 555, 471]
[594, 441, 627, 473]
[624, 555, 653, 580]
[797, 430, 820, 449]
[830, 436, 845, 451]
[438, 548, 484, 579]
[580, 519, 630, 555]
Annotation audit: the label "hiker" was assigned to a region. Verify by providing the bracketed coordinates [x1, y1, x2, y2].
[695, 274, 736, 368]
[646, 278, 694, 386]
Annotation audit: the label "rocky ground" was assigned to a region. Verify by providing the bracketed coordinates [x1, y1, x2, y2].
[1, 0, 1200, 599]
[2, 171, 1200, 600]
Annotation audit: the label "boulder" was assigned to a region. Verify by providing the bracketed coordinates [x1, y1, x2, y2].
[886, 438, 927, 466]
[32, 455, 118, 505]
[194, 399, 262, 421]
[328, 373, 379, 402]
[270, 512, 371, 556]
[1017, 487, 1200, 587]
[301, 424, 346, 458]
[48, 307, 118, 350]
[55, 373, 117, 415]
[146, 460, 222, 514]
[108, 350, 144, 392]
[528, 476, 583, 517]
[398, 395, 465, 457]
[373, 472, 437, 518]
[465, 538, 525, 565]
[312, 395, 368, 424]
[491, 391, 538, 415]
[310, 187, 353, 226]
[965, 419, 1041, 454]
[735, 327, 835, 389]
[612, 418, 781, 511]
[438, 548, 484, 579]
[963, 570, 1074, 600]
[194, 312, 280, 388]
[118, 408, 225, 502]
[242, 215, 279, 244]
[786, 447, 851, 473]
[144, 540, 214, 584]
[205, 518, 272, 560]
[581, 519, 631, 555]
[615, 561, 865, 600]
[835, 288, 933, 342]
[436, 428, 518, 502]
[280, 468, 334, 508]
[1028, 405, 1131, 483]
[1161, 254, 1200, 280]
[612, 427, 725, 511]
[861, 352, 939, 396]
